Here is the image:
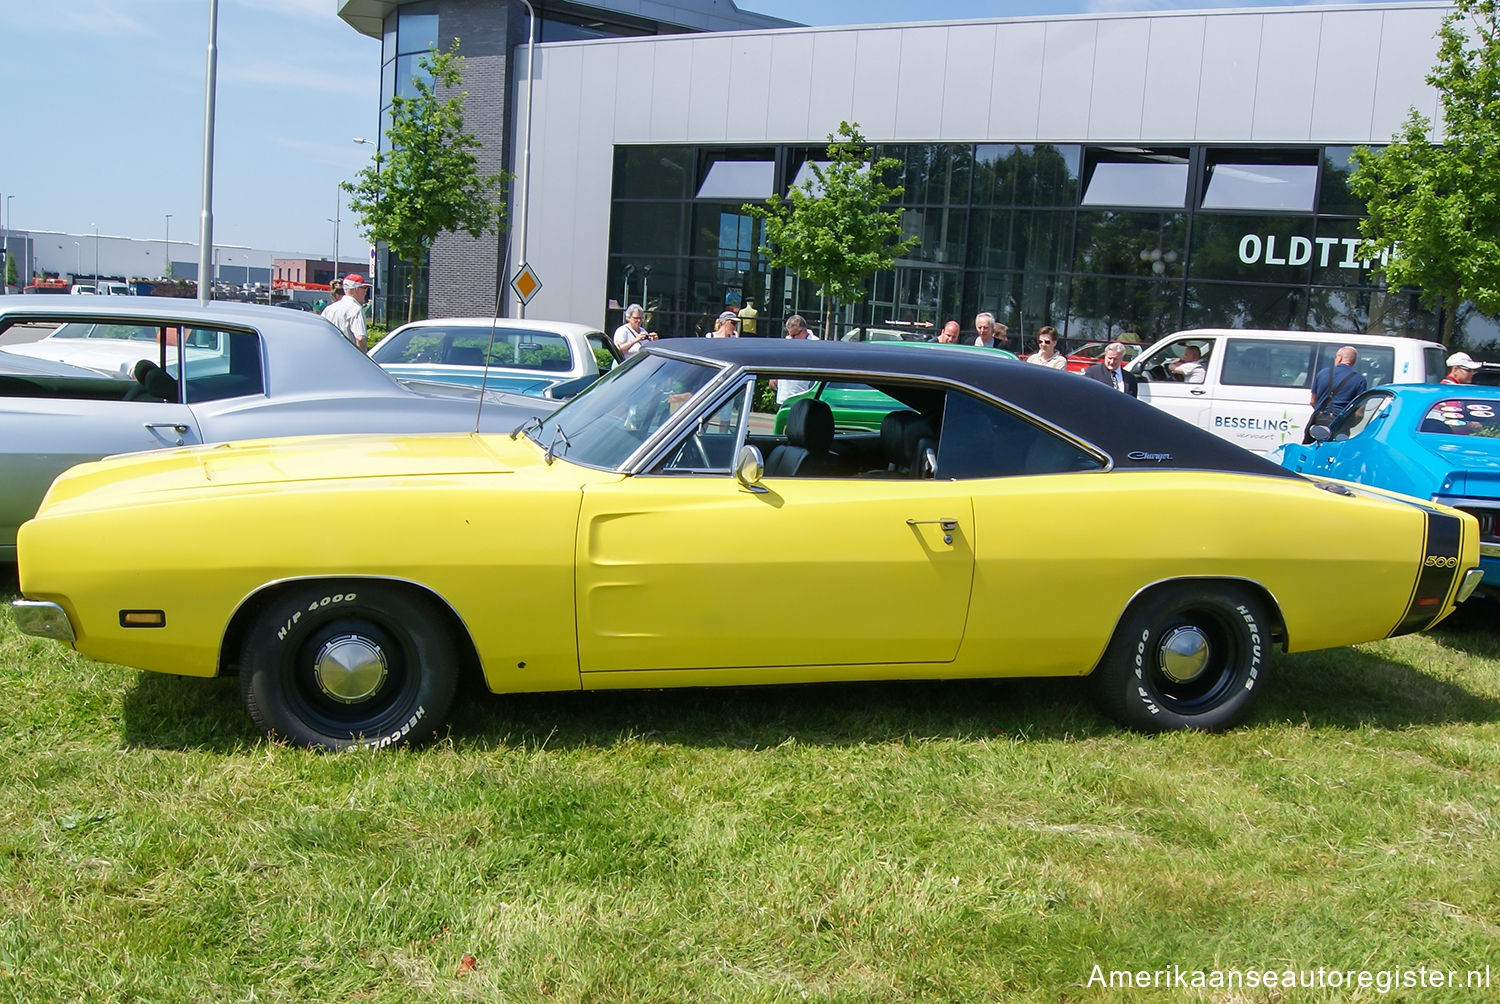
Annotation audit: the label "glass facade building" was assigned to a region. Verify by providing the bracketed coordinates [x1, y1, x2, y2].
[608, 142, 1442, 347]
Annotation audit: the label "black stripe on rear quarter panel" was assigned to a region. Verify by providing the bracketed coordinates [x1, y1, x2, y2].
[1390, 511, 1463, 637]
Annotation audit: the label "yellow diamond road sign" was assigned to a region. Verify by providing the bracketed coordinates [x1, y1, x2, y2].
[511, 263, 542, 305]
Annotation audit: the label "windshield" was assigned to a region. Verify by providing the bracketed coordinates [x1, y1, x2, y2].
[526, 353, 720, 469]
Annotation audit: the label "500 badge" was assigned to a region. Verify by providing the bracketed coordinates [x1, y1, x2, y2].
[1424, 555, 1458, 568]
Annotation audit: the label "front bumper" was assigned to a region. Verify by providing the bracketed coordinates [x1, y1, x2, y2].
[11, 600, 76, 643]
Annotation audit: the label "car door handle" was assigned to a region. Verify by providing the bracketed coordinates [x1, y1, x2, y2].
[144, 422, 190, 435]
[906, 518, 959, 531]
[1190, 388, 1206, 395]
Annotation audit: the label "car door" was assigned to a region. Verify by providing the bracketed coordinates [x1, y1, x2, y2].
[1133, 334, 1218, 429]
[573, 380, 975, 675]
[1281, 390, 1395, 480]
[1, 388, 202, 555]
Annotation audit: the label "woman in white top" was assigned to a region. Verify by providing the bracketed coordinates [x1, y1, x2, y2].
[613, 303, 656, 355]
[706, 311, 739, 337]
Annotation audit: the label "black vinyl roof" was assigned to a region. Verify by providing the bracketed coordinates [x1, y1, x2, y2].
[648, 338, 1299, 478]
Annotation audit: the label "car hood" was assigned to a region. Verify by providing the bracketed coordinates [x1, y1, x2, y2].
[35, 432, 547, 518]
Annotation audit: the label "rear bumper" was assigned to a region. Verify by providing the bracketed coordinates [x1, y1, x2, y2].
[11, 600, 76, 643]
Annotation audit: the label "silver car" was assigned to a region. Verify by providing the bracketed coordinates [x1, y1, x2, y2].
[369, 316, 622, 396]
[0, 296, 557, 560]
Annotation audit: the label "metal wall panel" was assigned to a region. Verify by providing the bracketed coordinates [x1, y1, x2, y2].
[1196, 13, 1263, 142]
[1251, 12, 1321, 142]
[1140, 15, 1205, 141]
[850, 30, 903, 139]
[1037, 19, 1098, 141]
[892, 26, 949, 140]
[940, 24, 997, 139]
[987, 20, 1047, 140]
[1310, 11, 1385, 141]
[1089, 18, 1152, 142]
[765, 31, 817, 139]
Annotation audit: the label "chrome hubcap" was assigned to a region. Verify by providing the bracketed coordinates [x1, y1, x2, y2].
[1158, 625, 1211, 684]
[313, 634, 388, 703]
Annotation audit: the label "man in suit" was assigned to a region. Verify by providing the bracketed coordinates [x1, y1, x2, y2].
[1083, 342, 1139, 397]
[970, 311, 1009, 350]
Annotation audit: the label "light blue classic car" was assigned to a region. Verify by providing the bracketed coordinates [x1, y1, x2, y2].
[1274, 384, 1500, 597]
[0, 297, 558, 561]
[369, 317, 622, 397]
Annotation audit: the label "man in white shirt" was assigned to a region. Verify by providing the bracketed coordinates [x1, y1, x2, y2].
[322, 273, 369, 350]
[773, 313, 820, 404]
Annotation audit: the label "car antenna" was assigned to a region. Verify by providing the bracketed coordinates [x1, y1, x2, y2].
[474, 238, 509, 434]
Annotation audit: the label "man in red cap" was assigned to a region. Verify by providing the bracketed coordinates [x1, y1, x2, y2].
[322, 273, 370, 350]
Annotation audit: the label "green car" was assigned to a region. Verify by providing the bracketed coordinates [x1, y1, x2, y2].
[774, 341, 1019, 433]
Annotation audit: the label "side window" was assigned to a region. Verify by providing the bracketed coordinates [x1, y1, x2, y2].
[1351, 345, 1394, 389]
[937, 391, 1103, 478]
[656, 383, 748, 473]
[1222, 338, 1315, 388]
[1330, 392, 1391, 440]
[1423, 346, 1447, 383]
[588, 332, 621, 372]
[183, 329, 263, 403]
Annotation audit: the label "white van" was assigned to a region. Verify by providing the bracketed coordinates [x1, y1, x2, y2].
[1128, 329, 1447, 454]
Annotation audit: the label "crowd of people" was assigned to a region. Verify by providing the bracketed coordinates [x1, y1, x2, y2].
[615, 304, 1146, 396]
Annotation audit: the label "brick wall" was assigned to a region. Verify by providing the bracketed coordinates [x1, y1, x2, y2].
[428, 0, 512, 318]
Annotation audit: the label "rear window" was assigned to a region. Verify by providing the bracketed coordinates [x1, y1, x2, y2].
[1417, 399, 1500, 437]
[374, 325, 575, 372]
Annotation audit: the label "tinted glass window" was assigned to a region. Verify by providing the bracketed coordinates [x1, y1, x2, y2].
[1221, 338, 1316, 389]
[937, 391, 1102, 479]
[396, 10, 437, 55]
[1417, 398, 1500, 437]
[1330, 391, 1392, 439]
[1082, 161, 1188, 208]
[1202, 163, 1317, 212]
[183, 329, 263, 403]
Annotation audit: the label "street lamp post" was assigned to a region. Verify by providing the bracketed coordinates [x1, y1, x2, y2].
[354, 138, 377, 315]
[3, 195, 11, 289]
[328, 184, 341, 281]
[92, 223, 100, 288]
[74, 241, 80, 278]
[164, 214, 173, 279]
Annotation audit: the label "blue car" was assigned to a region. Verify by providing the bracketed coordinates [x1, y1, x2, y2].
[1275, 384, 1500, 597]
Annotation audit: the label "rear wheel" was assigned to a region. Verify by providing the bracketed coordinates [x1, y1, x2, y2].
[1090, 584, 1270, 732]
[240, 582, 459, 751]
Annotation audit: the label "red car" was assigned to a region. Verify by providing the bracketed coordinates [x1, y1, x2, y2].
[1065, 341, 1143, 373]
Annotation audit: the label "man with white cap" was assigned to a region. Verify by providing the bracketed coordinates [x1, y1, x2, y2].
[1441, 351, 1482, 385]
[322, 273, 370, 351]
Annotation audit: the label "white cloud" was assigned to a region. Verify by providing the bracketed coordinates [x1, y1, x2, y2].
[232, 0, 336, 22]
[222, 58, 373, 97]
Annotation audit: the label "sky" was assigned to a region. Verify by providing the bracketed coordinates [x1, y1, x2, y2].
[5, 0, 1398, 262]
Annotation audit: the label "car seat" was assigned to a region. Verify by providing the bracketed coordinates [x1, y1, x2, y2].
[125, 359, 179, 403]
[764, 398, 836, 476]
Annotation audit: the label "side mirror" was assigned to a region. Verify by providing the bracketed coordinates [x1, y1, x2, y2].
[735, 444, 768, 494]
[1309, 424, 1333, 443]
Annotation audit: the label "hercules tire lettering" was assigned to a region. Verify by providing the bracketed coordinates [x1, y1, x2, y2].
[1090, 584, 1272, 734]
[241, 582, 460, 752]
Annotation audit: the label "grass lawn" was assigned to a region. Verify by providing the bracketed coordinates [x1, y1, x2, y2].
[2, 563, 1497, 1002]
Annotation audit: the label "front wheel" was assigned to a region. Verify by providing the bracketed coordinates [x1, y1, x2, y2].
[240, 582, 460, 751]
[1090, 584, 1271, 733]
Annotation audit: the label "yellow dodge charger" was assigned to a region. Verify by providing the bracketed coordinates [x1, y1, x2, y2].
[12, 340, 1484, 750]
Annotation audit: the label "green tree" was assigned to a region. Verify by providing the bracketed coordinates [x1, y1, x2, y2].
[1350, 0, 1500, 345]
[743, 122, 918, 336]
[3, 251, 17, 290]
[344, 43, 509, 323]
